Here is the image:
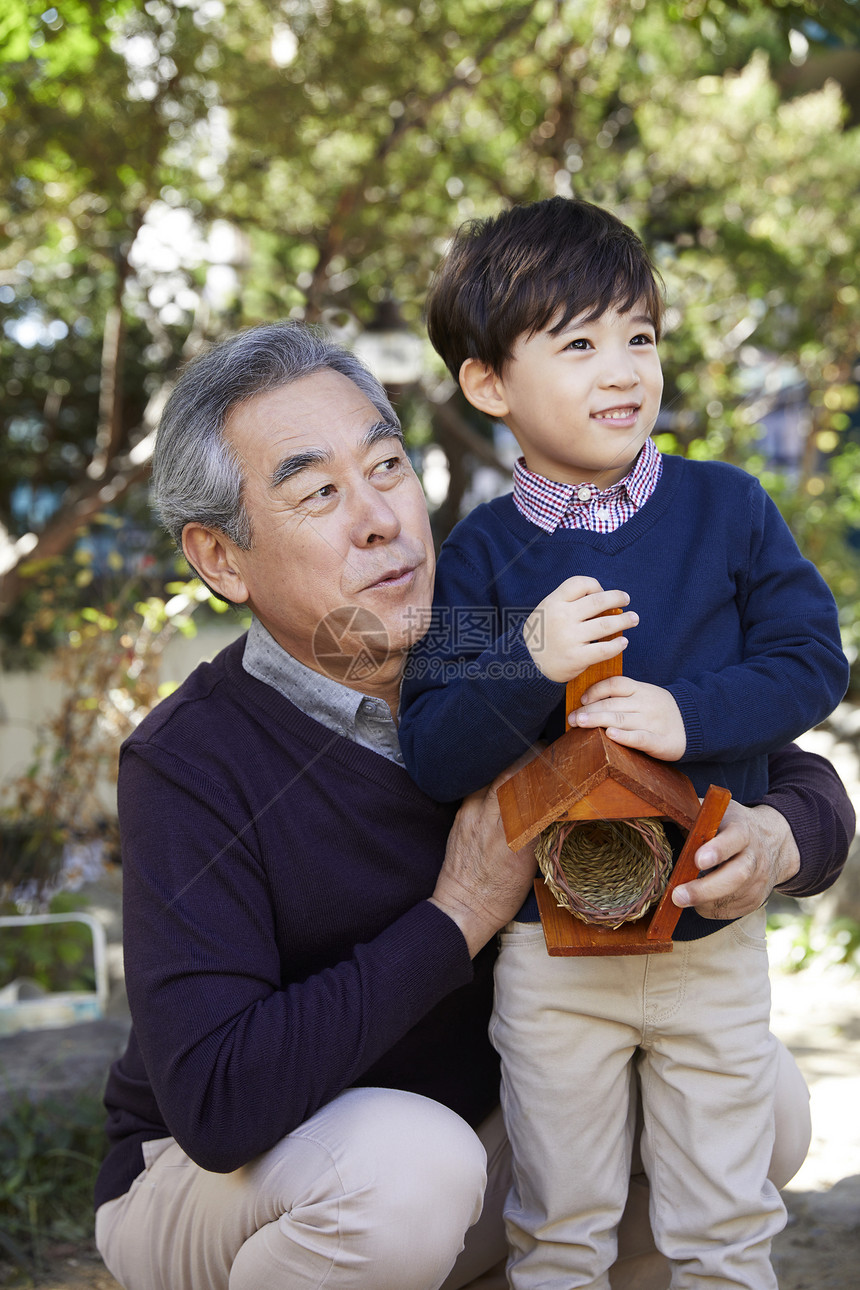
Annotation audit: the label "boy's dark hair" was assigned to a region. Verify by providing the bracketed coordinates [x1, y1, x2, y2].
[426, 196, 664, 382]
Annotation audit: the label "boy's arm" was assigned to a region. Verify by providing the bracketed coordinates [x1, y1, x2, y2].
[399, 541, 634, 800]
[574, 485, 847, 764]
[571, 676, 686, 759]
[399, 541, 562, 800]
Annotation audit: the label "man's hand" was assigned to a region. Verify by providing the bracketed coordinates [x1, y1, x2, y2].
[672, 799, 801, 920]
[430, 761, 537, 957]
[571, 676, 686, 761]
[525, 577, 638, 683]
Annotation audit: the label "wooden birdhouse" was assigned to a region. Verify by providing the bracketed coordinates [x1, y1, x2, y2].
[497, 638, 730, 956]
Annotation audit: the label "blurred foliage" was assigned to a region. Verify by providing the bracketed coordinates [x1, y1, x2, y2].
[0, 560, 233, 899]
[1, 508, 179, 669]
[1, 0, 859, 665]
[768, 910, 860, 974]
[0, 1091, 106, 1275]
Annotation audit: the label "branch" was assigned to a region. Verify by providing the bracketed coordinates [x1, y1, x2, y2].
[88, 299, 125, 480]
[0, 391, 163, 618]
[430, 397, 510, 477]
[0, 457, 153, 616]
[87, 225, 144, 480]
[305, 1, 540, 313]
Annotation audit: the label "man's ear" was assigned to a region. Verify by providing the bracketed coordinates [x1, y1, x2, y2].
[181, 524, 250, 605]
[458, 358, 510, 419]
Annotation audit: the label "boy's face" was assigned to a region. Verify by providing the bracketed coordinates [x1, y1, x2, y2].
[470, 302, 663, 487]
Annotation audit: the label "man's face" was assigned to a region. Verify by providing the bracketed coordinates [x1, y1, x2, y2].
[219, 368, 435, 685]
[491, 302, 664, 486]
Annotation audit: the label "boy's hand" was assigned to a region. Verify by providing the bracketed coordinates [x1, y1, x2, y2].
[570, 676, 686, 760]
[525, 577, 638, 683]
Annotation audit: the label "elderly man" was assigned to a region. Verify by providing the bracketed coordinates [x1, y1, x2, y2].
[95, 322, 853, 1290]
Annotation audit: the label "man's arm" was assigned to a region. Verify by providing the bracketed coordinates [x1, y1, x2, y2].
[761, 740, 855, 897]
[119, 742, 535, 1175]
[673, 742, 855, 919]
[119, 746, 467, 1173]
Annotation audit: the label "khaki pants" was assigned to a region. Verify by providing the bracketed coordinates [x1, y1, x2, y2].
[492, 910, 787, 1289]
[96, 1086, 663, 1290]
[96, 1089, 506, 1290]
[95, 1030, 809, 1290]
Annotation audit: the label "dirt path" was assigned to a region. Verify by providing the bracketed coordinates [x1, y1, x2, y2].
[1, 1249, 119, 1289]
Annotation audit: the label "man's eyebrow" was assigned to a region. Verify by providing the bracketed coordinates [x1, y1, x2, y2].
[270, 449, 331, 489]
[269, 420, 403, 489]
[362, 419, 404, 449]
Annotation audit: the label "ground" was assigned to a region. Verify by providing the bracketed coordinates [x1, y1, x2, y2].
[769, 965, 860, 1289]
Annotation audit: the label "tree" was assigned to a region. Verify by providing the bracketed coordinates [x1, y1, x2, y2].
[0, 0, 225, 616]
[2, 0, 859, 655]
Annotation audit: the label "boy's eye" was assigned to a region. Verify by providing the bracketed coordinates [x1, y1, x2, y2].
[630, 332, 655, 346]
[564, 337, 592, 351]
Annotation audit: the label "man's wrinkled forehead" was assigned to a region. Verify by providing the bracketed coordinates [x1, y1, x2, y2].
[222, 368, 400, 484]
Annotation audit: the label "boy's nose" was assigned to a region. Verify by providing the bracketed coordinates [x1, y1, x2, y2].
[600, 353, 640, 388]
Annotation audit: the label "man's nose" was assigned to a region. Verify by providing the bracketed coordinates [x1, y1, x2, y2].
[349, 483, 401, 546]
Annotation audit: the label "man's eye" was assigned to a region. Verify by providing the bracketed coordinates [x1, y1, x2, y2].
[374, 455, 403, 475]
[305, 482, 336, 501]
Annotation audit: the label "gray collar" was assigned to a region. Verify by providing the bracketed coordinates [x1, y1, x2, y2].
[242, 618, 404, 765]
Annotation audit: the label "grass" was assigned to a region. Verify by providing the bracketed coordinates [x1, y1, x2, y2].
[0, 1092, 106, 1281]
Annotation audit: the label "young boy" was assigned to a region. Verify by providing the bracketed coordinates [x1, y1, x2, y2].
[398, 197, 849, 1288]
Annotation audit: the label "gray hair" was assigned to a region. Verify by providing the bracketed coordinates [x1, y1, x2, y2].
[151, 321, 399, 549]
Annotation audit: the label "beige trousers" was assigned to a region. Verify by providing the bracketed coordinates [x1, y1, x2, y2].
[95, 1031, 809, 1290]
[492, 910, 788, 1290]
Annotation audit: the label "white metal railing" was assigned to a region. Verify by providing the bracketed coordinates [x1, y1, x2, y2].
[0, 912, 109, 1035]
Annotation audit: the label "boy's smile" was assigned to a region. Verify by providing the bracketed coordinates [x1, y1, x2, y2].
[464, 303, 663, 488]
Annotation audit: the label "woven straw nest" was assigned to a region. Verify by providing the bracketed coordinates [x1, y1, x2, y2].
[535, 817, 674, 928]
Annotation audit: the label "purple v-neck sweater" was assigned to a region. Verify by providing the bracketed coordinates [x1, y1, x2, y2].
[95, 638, 498, 1207]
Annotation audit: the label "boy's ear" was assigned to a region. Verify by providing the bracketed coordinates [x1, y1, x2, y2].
[181, 523, 250, 605]
[459, 358, 510, 418]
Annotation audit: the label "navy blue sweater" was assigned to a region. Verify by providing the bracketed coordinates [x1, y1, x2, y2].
[400, 457, 848, 926]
